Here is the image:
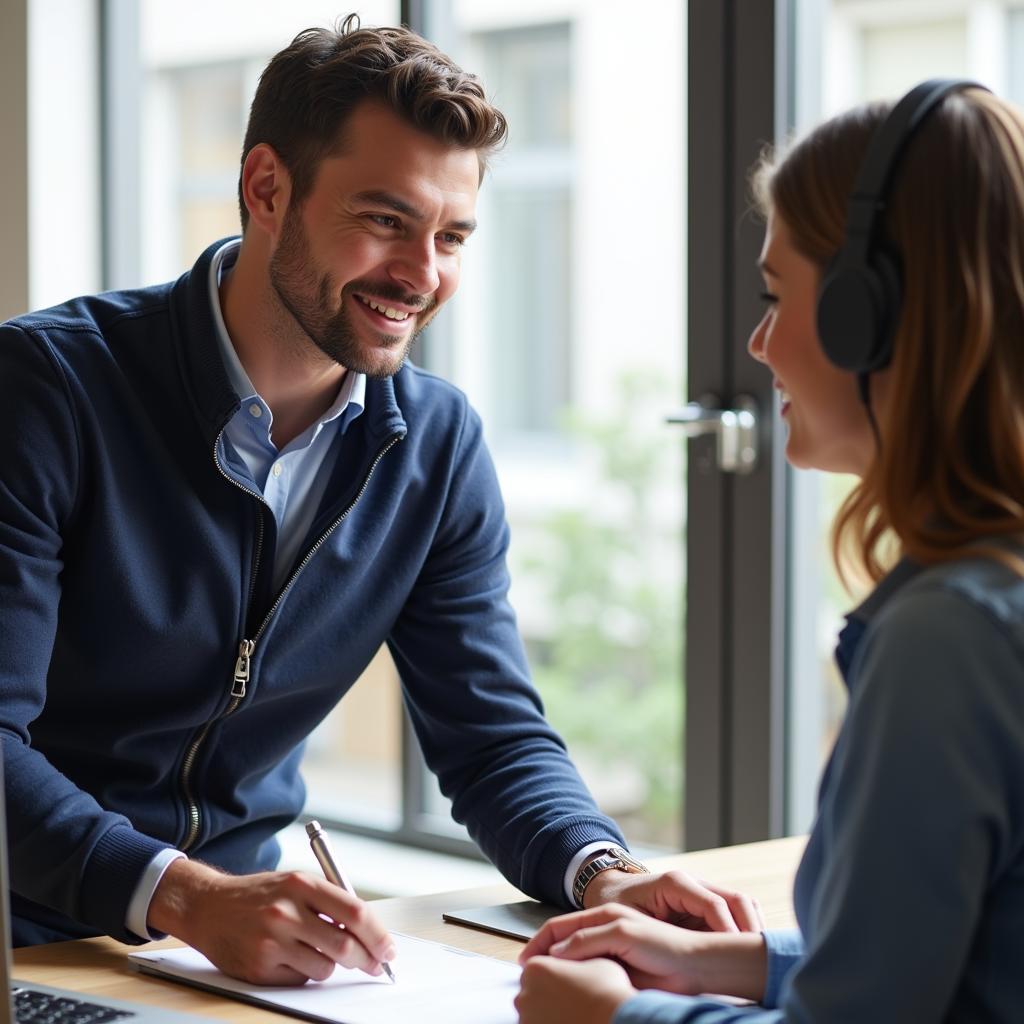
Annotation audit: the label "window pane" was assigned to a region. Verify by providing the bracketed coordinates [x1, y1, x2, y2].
[421, 0, 687, 849]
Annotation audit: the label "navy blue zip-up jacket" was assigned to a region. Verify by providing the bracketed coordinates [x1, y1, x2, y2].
[0, 238, 624, 945]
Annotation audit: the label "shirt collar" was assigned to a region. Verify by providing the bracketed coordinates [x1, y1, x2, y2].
[206, 238, 366, 425]
[846, 557, 924, 626]
[208, 239, 256, 401]
[834, 557, 923, 686]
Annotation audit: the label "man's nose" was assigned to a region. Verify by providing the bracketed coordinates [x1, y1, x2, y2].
[390, 237, 440, 296]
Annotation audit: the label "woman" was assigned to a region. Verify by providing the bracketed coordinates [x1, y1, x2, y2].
[516, 80, 1024, 1023]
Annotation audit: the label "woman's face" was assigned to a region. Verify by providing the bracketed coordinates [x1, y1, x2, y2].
[748, 211, 878, 475]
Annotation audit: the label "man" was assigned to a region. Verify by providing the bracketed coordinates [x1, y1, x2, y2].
[0, 17, 759, 984]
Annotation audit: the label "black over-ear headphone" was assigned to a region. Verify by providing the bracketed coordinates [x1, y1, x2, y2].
[816, 78, 989, 377]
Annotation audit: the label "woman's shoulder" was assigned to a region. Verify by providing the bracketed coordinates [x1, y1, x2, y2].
[886, 548, 1024, 645]
[858, 548, 1024, 708]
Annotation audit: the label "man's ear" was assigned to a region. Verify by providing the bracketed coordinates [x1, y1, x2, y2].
[240, 143, 292, 239]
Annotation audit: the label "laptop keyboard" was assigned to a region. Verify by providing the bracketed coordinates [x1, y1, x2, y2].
[13, 987, 136, 1023]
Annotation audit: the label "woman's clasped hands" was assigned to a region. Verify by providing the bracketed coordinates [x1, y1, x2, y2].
[515, 904, 769, 1024]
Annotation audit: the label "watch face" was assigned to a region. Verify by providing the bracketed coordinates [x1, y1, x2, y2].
[607, 846, 647, 872]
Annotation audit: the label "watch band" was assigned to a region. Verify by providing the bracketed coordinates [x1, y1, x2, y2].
[571, 844, 650, 908]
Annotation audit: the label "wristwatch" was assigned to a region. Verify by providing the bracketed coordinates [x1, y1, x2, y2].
[572, 845, 650, 908]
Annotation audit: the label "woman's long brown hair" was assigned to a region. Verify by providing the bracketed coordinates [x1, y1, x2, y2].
[753, 90, 1024, 587]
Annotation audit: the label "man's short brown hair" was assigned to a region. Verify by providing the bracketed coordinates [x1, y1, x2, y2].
[238, 14, 508, 229]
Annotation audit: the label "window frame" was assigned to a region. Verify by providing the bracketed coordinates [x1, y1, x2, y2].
[684, 0, 790, 849]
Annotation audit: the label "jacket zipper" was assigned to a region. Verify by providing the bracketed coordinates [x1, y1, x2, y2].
[178, 429, 405, 852]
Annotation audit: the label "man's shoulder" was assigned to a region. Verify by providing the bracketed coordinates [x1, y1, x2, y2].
[393, 360, 469, 403]
[3, 282, 175, 346]
[389, 360, 476, 426]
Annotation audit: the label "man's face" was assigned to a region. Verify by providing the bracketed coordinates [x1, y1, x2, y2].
[268, 101, 480, 378]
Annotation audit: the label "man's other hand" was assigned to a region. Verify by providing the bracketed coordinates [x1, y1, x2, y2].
[578, 867, 764, 932]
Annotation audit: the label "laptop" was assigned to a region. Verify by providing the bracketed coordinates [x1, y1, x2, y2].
[0, 757, 216, 1024]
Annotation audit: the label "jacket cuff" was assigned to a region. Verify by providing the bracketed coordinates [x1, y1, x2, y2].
[79, 825, 176, 943]
[522, 816, 627, 908]
[762, 927, 804, 1008]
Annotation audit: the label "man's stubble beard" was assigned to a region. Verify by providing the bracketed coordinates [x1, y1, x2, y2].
[268, 206, 438, 379]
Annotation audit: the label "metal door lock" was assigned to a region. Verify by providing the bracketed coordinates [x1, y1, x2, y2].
[666, 393, 759, 474]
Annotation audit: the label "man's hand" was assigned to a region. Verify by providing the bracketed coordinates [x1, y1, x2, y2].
[519, 904, 768, 1002]
[581, 866, 764, 932]
[515, 955, 635, 1024]
[148, 859, 397, 986]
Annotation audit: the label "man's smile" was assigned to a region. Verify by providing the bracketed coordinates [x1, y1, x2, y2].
[356, 295, 412, 321]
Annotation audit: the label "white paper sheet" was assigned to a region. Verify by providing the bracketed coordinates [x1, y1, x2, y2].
[130, 932, 519, 1024]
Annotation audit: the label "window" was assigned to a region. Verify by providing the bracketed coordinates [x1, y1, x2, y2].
[475, 23, 573, 438]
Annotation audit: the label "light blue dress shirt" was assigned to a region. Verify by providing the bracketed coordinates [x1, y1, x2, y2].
[209, 239, 366, 591]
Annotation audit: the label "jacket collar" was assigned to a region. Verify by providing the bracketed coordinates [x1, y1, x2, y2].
[171, 236, 407, 449]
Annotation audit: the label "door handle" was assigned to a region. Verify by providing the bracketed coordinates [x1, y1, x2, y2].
[666, 393, 758, 474]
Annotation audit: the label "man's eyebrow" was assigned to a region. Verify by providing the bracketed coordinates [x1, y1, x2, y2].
[352, 189, 477, 234]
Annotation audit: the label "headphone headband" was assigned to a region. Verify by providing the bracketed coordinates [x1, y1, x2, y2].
[841, 79, 986, 262]
[817, 78, 990, 377]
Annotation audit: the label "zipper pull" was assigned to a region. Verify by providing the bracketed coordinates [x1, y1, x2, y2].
[232, 639, 255, 698]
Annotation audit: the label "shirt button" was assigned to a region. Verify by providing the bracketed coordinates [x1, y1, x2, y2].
[248, 403, 262, 418]
[272, 463, 283, 478]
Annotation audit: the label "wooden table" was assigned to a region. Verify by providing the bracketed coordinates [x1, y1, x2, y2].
[12, 835, 804, 1021]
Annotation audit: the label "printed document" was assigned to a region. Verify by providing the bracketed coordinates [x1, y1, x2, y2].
[130, 932, 519, 1024]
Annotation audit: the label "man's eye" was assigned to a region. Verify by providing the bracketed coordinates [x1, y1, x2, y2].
[439, 232, 465, 247]
[370, 214, 399, 228]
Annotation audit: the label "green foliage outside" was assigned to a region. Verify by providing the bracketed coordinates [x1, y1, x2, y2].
[519, 373, 684, 847]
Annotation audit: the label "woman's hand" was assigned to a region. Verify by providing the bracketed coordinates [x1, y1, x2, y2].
[515, 955, 636, 1024]
[519, 903, 767, 1001]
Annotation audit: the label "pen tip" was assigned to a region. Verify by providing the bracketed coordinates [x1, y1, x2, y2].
[384, 964, 397, 984]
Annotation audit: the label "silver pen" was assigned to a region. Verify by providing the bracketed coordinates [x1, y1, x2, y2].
[306, 820, 397, 984]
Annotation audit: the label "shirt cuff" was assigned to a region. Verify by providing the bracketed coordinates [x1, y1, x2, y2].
[614, 991, 787, 1023]
[614, 990, 747, 1023]
[126, 848, 186, 941]
[563, 841, 622, 906]
[761, 927, 804, 1008]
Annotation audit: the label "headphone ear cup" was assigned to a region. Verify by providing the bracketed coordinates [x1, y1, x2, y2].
[864, 245, 902, 372]
[817, 248, 902, 373]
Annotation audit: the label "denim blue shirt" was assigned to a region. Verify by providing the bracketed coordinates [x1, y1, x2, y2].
[616, 551, 1024, 1023]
